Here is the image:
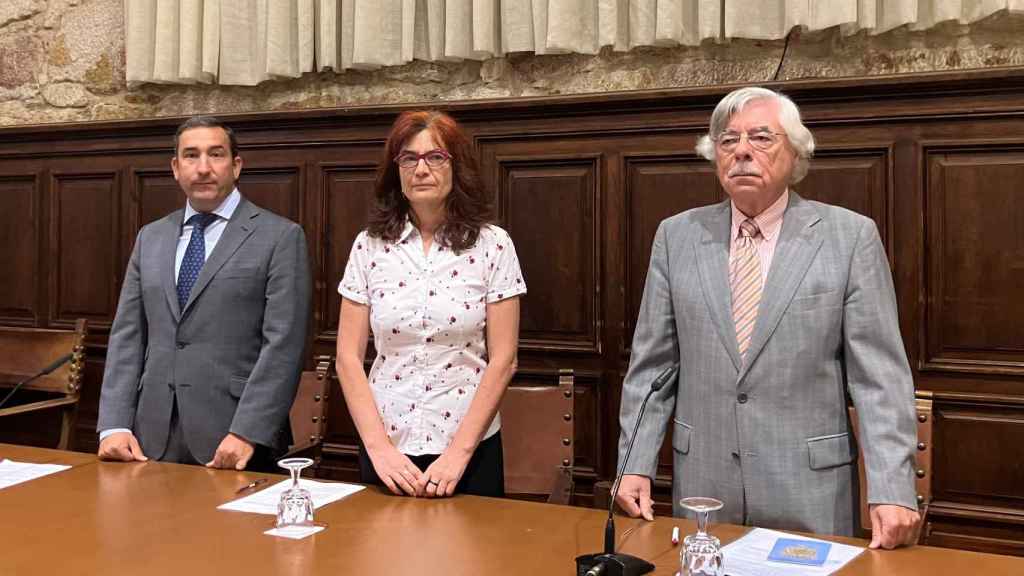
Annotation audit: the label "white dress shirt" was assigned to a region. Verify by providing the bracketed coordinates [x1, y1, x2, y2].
[339, 222, 526, 455]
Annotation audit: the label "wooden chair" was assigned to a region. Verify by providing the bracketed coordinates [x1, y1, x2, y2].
[850, 391, 934, 542]
[0, 319, 88, 450]
[500, 368, 575, 504]
[282, 356, 332, 471]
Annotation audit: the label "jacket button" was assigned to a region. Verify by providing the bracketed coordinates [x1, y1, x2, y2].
[737, 393, 748, 404]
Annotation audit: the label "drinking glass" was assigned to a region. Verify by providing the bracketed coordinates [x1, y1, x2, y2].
[276, 457, 315, 528]
[679, 496, 724, 576]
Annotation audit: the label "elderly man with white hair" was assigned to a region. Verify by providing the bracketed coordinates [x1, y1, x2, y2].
[614, 87, 921, 548]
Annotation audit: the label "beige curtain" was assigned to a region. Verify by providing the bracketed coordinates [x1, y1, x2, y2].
[125, 0, 1024, 86]
[725, 0, 1024, 39]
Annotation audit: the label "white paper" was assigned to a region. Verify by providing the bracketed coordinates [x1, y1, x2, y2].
[264, 524, 326, 539]
[218, 478, 364, 515]
[721, 527, 864, 576]
[0, 459, 72, 490]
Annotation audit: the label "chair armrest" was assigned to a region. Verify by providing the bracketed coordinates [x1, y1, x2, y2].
[546, 467, 574, 505]
[281, 440, 323, 461]
[592, 480, 613, 510]
[915, 502, 931, 544]
[0, 396, 79, 418]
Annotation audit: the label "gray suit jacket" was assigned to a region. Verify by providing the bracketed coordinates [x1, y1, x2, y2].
[619, 192, 917, 536]
[97, 196, 311, 463]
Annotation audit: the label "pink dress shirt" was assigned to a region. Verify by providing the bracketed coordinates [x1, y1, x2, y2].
[729, 189, 789, 284]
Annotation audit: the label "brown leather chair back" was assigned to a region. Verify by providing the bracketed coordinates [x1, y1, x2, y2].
[500, 369, 574, 504]
[286, 357, 331, 465]
[0, 320, 86, 394]
[850, 392, 933, 539]
[0, 319, 87, 449]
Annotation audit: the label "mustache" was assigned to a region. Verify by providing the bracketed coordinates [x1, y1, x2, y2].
[727, 161, 761, 178]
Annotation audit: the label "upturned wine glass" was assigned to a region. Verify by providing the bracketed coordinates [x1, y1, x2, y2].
[679, 496, 724, 576]
[275, 457, 315, 528]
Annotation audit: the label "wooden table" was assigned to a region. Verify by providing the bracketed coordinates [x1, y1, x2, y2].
[2, 444, 1022, 575]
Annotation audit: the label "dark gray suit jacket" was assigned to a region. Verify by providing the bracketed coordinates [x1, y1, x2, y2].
[97, 196, 311, 463]
[619, 193, 917, 536]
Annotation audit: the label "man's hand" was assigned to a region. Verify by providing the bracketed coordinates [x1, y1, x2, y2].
[614, 474, 655, 521]
[98, 431, 148, 462]
[205, 433, 255, 470]
[869, 504, 921, 549]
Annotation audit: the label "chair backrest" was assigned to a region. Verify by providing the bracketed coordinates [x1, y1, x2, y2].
[850, 392, 933, 538]
[289, 357, 331, 452]
[0, 319, 88, 450]
[500, 368, 574, 504]
[0, 319, 87, 395]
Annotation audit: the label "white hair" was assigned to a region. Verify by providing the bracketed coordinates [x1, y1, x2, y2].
[695, 87, 815, 184]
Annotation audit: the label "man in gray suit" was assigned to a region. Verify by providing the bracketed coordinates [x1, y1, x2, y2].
[97, 116, 310, 471]
[615, 87, 920, 548]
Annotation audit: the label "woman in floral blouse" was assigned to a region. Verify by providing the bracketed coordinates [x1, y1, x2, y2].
[336, 111, 526, 498]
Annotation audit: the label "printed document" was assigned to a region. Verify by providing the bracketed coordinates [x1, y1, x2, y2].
[722, 527, 864, 576]
[219, 478, 364, 515]
[0, 459, 71, 490]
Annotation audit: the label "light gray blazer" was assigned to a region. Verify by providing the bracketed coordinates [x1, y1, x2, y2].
[618, 192, 917, 536]
[97, 196, 311, 463]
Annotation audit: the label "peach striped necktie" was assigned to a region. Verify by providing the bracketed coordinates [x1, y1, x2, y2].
[731, 219, 762, 361]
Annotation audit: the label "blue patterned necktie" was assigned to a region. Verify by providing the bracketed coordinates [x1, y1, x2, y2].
[177, 212, 218, 310]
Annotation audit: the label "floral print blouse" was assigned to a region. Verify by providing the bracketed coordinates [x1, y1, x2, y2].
[338, 221, 526, 455]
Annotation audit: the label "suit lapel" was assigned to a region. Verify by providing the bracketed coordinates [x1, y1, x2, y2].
[696, 200, 742, 372]
[162, 210, 186, 323]
[181, 197, 259, 315]
[737, 192, 823, 386]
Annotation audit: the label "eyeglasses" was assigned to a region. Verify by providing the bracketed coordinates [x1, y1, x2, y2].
[394, 149, 452, 169]
[715, 129, 787, 153]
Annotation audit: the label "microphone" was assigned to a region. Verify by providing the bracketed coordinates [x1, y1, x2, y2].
[576, 363, 679, 576]
[0, 353, 74, 410]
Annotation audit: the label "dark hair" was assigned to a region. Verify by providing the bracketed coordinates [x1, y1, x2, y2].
[173, 115, 240, 158]
[368, 110, 493, 253]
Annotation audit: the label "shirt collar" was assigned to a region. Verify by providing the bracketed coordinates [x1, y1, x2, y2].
[396, 217, 419, 244]
[183, 188, 241, 227]
[730, 188, 789, 241]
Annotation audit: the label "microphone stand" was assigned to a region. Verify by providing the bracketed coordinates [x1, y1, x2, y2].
[0, 353, 73, 410]
[575, 364, 678, 576]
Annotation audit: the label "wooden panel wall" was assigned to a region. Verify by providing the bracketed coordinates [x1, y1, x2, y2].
[2, 69, 1024, 555]
[0, 175, 38, 325]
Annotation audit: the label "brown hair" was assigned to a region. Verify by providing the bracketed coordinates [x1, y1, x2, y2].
[367, 110, 492, 252]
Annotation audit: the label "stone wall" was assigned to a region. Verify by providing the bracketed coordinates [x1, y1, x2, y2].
[3, 0, 1024, 127]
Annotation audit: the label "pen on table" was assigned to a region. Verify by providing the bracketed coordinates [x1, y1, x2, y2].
[236, 478, 268, 493]
[671, 525, 680, 545]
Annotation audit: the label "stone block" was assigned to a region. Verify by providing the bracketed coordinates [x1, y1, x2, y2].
[48, 34, 72, 66]
[0, 31, 41, 89]
[84, 53, 122, 94]
[480, 58, 510, 83]
[42, 82, 90, 107]
[49, 0, 123, 82]
[0, 0, 42, 29]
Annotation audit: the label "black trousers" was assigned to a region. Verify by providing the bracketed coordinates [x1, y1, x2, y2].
[358, 431, 505, 497]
